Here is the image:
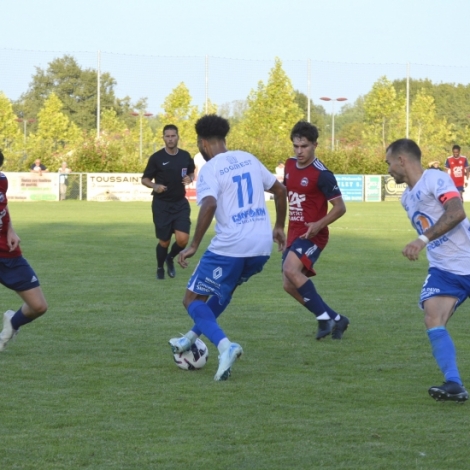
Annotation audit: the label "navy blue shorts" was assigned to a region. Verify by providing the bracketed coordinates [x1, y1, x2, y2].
[419, 267, 470, 310]
[282, 238, 322, 276]
[187, 250, 269, 304]
[0, 256, 40, 291]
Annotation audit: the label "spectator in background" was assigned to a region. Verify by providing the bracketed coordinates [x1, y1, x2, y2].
[30, 159, 48, 175]
[58, 162, 71, 201]
[445, 145, 469, 200]
[428, 161, 443, 171]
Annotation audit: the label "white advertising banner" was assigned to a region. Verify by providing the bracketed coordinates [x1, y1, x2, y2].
[3, 172, 59, 201]
[87, 173, 152, 202]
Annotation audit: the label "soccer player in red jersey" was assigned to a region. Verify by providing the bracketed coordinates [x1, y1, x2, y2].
[281, 121, 349, 340]
[445, 145, 469, 200]
[0, 150, 48, 351]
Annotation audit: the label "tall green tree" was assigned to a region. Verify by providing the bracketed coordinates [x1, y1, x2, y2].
[15, 55, 128, 132]
[294, 90, 327, 130]
[409, 89, 454, 159]
[157, 83, 200, 156]
[0, 93, 23, 170]
[28, 93, 81, 169]
[230, 58, 303, 170]
[363, 76, 400, 149]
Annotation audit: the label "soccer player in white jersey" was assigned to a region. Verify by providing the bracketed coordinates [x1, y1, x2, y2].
[168, 114, 287, 381]
[386, 138, 470, 402]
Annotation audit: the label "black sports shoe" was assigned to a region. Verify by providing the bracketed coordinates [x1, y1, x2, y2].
[156, 267, 165, 280]
[332, 315, 350, 340]
[428, 382, 469, 402]
[165, 256, 176, 278]
[316, 320, 334, 340]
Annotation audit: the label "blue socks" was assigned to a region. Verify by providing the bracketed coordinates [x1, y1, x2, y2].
[187, 300, 227, 346]
[11, 309, 33, 331]
[427, 327, 462, 385]
[297, 280, 338, 321]
[191, 296, 231, 337]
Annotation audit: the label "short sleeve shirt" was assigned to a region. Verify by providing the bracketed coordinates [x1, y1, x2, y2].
[284, 157, 342, 250]
[445, 155, 469, 188]
[0, 173, 22, 258]
[196, 150, 277, 257]
[402, 169, 470, 275]
[142, 148, 195, 202]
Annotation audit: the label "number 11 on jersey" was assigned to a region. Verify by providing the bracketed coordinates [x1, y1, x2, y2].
[232, 173, 253, 208]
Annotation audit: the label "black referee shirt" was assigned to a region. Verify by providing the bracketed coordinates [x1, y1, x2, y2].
[142, 148, 195, 202]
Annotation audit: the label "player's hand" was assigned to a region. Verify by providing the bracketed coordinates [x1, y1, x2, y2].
[402, 238, 427, 261]
[273, 227, 286, 252]
[155, 184, 167, 193]
[7, 229, 20, 252]
[299, 221, 321, 239]
[182, 176, 192, 186]
[178, 245, 197, 268]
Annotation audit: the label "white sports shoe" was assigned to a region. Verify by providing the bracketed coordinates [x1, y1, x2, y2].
[0, 310, 17, 352]
[214, 342, 243, 381]
[168, 336, 192, 354]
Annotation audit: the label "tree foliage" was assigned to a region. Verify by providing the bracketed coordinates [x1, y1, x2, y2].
[157, 82, 200, 156]
[230, 58, 303, 170]
[362, 76, 400, 149]
[15, 55, 127, 131]
[2, 55, 470, 174]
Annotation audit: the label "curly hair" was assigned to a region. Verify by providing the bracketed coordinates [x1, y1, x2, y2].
[195, 114, 230, 139]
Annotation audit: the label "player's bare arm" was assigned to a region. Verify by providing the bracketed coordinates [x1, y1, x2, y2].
[267, 180, 287, 251]
[141, 177, 167, 193]
[178, 196, 217, 268]
[6, 219, 20, 252]
[300, 197, 346, 239]
[403, 196, 466, 261]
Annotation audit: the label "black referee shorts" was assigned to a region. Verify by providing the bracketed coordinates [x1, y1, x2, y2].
[152, 198, 191, 241]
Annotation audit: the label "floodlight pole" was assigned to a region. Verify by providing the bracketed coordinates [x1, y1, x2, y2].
[319, 97, 348, 151]
[131, 111, 153, 161]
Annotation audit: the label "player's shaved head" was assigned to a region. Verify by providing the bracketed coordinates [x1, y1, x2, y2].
[386, 138, 421, 161]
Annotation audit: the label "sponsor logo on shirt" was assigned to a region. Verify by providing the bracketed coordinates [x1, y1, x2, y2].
[232, 207, 267, 224]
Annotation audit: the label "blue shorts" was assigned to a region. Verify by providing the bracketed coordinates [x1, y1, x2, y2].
[187, 250, 269, 304]
[0, 256, 40, 291]
[419, 267, 470, 310]
[282, 238, 322, 276]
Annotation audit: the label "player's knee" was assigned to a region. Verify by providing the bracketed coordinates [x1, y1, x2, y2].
[33, 300, 48, 316]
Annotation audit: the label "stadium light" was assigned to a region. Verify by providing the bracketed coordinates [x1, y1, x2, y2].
[15, 116, 36, 145]
[131, 111, 153, 161]
[319, 97, 347, 151]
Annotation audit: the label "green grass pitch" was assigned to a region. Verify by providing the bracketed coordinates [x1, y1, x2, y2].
[0, 200, 469, 469]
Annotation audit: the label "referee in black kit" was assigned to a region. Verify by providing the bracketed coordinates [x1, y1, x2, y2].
[142, 124, 195, 280]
